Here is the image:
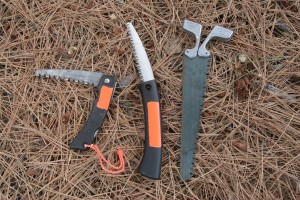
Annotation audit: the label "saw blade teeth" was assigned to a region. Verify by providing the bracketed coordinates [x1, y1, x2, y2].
[180, 141, 197, 181]
[180, 56, 211, 181]
[35, 69, 102, 86]
[133, 53, 144, 80]
[127, 23, 144, 81]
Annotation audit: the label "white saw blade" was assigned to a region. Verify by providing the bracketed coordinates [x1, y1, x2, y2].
[127, 22, 154, 82]
[35, 69, 103, 87]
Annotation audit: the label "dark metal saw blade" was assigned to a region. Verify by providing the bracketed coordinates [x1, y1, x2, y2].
[180, 55, 210, 181]
[35, 69, 103, 87]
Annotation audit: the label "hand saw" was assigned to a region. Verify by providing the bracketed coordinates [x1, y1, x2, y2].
[180, 20, 233, 181]
[127, 22, 163, 180]
[35, 22, 163, 179]
[35, 69, 116, 150]
[35, 70, 126, 174]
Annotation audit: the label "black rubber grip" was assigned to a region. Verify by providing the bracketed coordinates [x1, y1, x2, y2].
[138, 80, 162, 180]
[69, 75, 116, 150]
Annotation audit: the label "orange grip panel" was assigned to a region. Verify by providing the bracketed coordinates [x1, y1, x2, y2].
[96, 86, 113, 110]
[147, 102, 161, 148]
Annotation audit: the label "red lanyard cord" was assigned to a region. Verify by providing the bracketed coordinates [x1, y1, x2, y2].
[84, 144, 125, 174]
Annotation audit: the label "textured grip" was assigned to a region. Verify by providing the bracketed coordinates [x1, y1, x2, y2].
[69, 75, 116, 150]
[139, 80, 162, 180]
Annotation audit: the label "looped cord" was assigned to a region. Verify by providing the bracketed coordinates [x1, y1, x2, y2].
[84, 144, 125, 174]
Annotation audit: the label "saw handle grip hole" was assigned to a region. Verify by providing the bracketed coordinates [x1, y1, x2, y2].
[145, 84, 152, 90]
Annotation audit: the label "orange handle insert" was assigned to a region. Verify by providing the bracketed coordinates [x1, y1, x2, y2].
[138, 80, 162, 180]
[147, 102, 162, 148]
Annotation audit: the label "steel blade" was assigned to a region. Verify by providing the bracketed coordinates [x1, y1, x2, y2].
[180, 55, 210, 181]
[127, 22, 154, 82]
[35, 69, 103, 87]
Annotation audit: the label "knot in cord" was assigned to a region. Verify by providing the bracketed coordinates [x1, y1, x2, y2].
[84, 144, 125, 174]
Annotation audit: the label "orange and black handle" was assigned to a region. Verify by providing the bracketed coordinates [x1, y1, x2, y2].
[69, 75, 116, 150]
[139, 80, 162, 180]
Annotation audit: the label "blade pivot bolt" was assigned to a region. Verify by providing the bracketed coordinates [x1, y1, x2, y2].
[104, 78, 110, 83]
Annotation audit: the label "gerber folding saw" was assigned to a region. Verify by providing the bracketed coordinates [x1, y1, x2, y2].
[35, 22, 163, 180]
[180, 20, 233, 181]
[127, 22, 163, 180]
[35, 69, 116, 150]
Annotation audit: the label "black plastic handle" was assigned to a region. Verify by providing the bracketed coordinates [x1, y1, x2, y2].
[138, 80, 163, 180]
[69, 75, 116, 150]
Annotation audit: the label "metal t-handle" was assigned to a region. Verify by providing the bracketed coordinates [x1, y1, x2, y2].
[183, 20, 202, 58]
[198, 26, 233, 57]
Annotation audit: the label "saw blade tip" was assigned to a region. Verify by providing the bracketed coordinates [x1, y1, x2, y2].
[126, 22, 133, 28]
[126, 23, 145, 81]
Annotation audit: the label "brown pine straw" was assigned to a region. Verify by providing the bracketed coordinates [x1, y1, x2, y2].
[1, 0, 300, 199]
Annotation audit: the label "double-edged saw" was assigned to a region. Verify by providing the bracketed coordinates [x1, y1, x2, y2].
[180, 20, 233, 181]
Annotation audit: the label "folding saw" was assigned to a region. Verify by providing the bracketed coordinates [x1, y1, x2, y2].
[35, 69, 116, 150]
[34, 22, 163, 179]
[180, 20, 233, 181]
[127, 22, 163, 180]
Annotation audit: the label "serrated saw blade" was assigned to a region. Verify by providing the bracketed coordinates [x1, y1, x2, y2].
[127, 22, 154, 82]
[180, 56, 210, 181]
[35, 69, 103, 87]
